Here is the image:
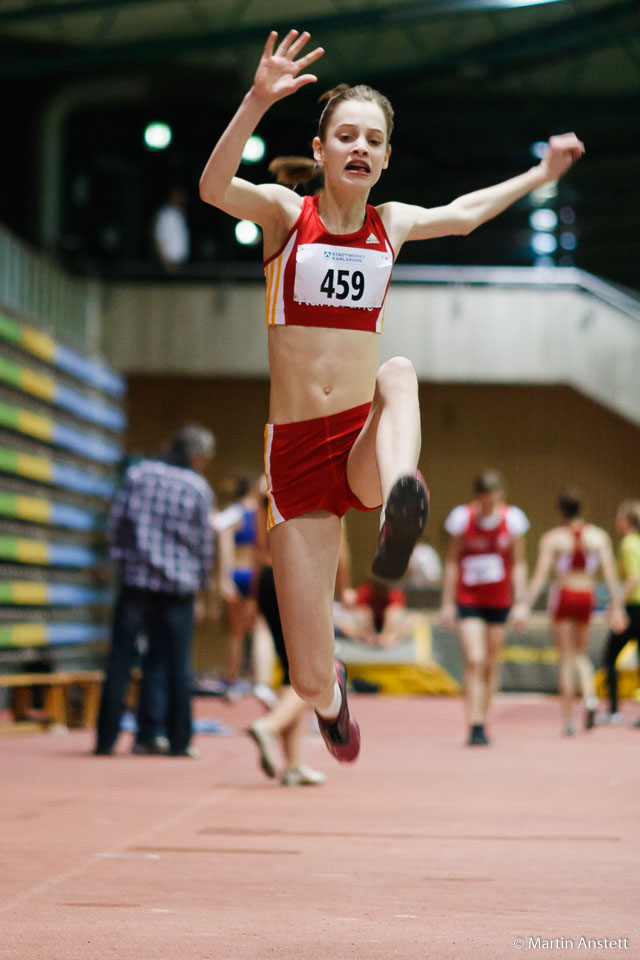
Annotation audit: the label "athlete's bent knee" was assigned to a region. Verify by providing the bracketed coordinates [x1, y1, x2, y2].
[376, 356, 417, 398]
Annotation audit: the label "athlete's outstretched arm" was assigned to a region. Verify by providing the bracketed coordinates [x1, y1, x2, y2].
[381, 133, 585, 247]
[199, 30, 324, 225]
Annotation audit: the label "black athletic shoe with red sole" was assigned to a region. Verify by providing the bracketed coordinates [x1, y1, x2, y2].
[372, 473, 430, 581]
[316, 660, 360, 764]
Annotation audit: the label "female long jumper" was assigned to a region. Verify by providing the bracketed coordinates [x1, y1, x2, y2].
[199, 30, 584, 764]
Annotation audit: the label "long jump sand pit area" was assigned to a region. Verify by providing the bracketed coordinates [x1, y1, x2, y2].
[1, 693, 638, 960]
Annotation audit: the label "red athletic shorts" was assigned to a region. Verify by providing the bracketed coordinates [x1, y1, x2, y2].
[550, 587, 594, 624]
[263, 402, 379, 530]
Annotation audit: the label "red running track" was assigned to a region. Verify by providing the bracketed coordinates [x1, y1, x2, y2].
[1, 693, 639, 960]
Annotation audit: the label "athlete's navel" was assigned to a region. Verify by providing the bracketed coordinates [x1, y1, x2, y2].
[323, 385, 332, 396]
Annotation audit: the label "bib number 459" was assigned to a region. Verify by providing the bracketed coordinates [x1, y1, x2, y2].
[320, 269, 365, 302]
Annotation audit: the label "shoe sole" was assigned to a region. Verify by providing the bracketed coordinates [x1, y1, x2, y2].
[372, 475, 429, 581]
[246, 725, 278, 778]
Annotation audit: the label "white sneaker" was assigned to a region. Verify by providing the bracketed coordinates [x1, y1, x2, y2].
[281, 764, 327, 787]
[595, 711, 623, 726]
[252, 683, 279, 710]
[246, 719, 279, 778]
[562, 722, 576, 737]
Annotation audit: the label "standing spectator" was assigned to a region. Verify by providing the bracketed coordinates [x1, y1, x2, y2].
[152, 186, 190, 273]
[440, 471, 529, 746]
[601, 501, 640, 725]
[95, 424, 215, 757]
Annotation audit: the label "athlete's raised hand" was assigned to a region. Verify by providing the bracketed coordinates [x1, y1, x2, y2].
[252, 30, 324, 105]
[538, 133, 585, 182]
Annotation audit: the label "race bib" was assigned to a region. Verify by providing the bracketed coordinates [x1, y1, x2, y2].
[293, 243, 392, 309]
[461, 553, 505, 587]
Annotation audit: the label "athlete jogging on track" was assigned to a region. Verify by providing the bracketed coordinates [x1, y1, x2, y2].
[522, 490, 625, 736]
[440, 471, 529, 745]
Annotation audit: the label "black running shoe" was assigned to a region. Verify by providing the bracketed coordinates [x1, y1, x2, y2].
[372, 473, 430, 581]
[467, 724, 489, 746]
[315, 660, 360, 763]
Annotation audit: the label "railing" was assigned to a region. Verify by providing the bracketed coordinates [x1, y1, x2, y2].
[0, 223, 100, 353]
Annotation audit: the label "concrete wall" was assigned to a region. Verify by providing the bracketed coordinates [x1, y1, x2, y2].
[102, 268, 640, 423]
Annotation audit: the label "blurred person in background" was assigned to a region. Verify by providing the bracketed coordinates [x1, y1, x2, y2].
[95, 424, 215, 757]
[598, 500, 640, 726]
[213, 472, 277, 707]
[335, 578, 418, 649]
[523, 489, 625, 736]
[246, 478, 326, 786]
[441, 471, 529, 746]
[152, 186, 190, 274]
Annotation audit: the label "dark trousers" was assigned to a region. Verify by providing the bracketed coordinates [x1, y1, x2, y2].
[257, 565, 290, 685]
[604, 603, 640, 714]
[96, 584, 195, 753]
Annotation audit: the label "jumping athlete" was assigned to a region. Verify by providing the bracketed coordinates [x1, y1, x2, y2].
[523, 490, 626, 736]
[199, 29, 584, 763]
[440, 471, 529, 745]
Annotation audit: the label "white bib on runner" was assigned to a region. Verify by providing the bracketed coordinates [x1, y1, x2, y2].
[293, 243, 392, 309]
[461, 553, 505, 587]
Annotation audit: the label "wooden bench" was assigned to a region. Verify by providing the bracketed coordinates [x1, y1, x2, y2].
[0, 670, 104, 732]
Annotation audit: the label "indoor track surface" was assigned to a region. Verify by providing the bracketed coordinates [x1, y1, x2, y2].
[2, 694, 638, 960]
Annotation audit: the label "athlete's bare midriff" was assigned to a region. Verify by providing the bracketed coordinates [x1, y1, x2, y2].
[267, 324, 380, 423]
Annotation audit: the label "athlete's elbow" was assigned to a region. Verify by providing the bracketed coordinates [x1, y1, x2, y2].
[198, 177, 223, 208]
[456, 214, 477, 236]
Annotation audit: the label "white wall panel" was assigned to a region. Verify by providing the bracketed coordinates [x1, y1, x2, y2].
[102, 273, 640, 423]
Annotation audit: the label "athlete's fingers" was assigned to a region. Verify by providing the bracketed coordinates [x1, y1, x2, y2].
[290, 73, 320, 91]
[275, 29, 299, 58]
[287, 30, 311, 60]
[295, 45, 325, 71]
[261, 31, 277, 59]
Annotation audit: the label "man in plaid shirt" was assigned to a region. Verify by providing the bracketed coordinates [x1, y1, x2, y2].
[95, 424, 215, 756]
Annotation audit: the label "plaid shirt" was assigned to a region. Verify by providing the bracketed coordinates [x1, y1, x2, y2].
[108, 459, 214, 594]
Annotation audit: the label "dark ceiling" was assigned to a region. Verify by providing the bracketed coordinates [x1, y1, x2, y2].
[2, 0, 639, 287]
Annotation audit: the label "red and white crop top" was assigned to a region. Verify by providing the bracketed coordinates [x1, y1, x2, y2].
[264, 194, 394, 333]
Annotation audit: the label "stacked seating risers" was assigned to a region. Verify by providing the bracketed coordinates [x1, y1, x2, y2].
[0, 307, 125, 731]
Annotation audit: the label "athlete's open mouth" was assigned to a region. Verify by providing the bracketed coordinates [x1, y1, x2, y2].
[345, 160, 370, 173]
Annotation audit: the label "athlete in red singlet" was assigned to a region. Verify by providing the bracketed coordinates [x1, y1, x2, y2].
[524, 490, 625, 736]
[199, 28, 584, 764]
[441, 471, 529, 745]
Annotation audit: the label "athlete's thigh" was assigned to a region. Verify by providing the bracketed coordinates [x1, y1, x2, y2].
[457, 618, 487, 665]
[486, 623, 508, 662]
[267, 511, 342, 669]
[571, 621, 591, 653]
[346, 391, 383, 508]
[551, 620, 572, 653]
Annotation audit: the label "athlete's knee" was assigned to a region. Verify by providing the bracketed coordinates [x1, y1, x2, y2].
[288, 660, 334, 703]
[465, 655, 484, 673]
[376, 356, 417, 398]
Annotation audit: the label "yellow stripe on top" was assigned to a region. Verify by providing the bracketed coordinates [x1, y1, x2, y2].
[265, 261, 275, 325]
[265, 252, 284, 327]
[264, 228, 297, 326]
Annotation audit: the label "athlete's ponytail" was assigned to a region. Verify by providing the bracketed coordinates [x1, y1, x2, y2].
[268, 83, 393, 190]
[268, 156, 321, 188]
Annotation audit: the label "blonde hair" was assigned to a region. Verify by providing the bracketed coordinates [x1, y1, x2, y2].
[617, 500, 640, 530]
[269, 83, 394, 188]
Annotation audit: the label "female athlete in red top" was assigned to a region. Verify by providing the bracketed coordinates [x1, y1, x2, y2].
[441, 471, 529, 745]
[523, 490, 625, 736]
[199, 29, 584, 764]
